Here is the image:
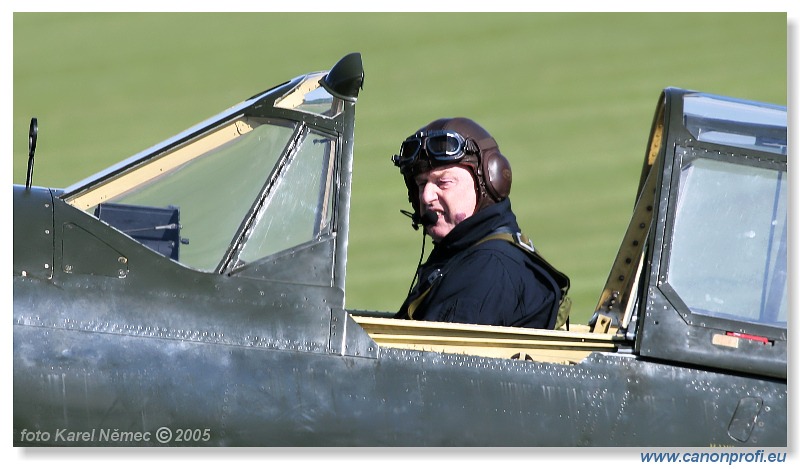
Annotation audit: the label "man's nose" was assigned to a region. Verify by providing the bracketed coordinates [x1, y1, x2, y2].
[419, 183, 437, 205]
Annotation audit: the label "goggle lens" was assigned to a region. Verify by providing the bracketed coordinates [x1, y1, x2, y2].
[427, 134, 461, 156]
[399, 139, 422, 161]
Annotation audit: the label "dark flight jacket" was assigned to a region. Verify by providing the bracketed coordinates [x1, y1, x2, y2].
[395, 198, 563, 329]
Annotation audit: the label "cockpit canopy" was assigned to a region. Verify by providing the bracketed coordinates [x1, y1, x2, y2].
[634, 89, 786, 379]
[61, 72, 346, 275]
[666, 92, 787, 328]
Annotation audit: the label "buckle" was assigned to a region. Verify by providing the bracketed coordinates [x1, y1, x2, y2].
[426, 268, 443, 284]
[514, 232, 536, 254]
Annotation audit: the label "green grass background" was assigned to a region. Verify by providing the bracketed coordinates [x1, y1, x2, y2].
[12, 13, 787, 324]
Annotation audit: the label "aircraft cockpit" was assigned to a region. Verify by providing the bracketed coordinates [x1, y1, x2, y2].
[51, 81, 788, 377]
[13, 53, 787, 446]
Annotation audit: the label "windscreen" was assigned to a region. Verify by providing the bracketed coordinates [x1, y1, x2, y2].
[66, 117, 297, 271]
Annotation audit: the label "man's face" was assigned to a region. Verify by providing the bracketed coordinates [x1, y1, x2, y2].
[415, 164, 477, 242]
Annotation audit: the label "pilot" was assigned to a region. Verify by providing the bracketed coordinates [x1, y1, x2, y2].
[392, 117, 570, 329]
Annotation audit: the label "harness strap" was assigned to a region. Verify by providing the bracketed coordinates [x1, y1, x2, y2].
[407, 287, 431, 320]
[479, 232, 570, 290]
[478, 231, 572, 329]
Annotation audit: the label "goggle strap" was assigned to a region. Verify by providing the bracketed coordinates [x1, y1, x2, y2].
[475, 135, 498, 152]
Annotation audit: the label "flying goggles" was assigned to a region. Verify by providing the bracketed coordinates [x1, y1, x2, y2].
[392, 130, 479, 172]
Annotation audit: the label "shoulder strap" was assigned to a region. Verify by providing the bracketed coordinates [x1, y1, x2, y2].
[477, 231, 572, 330]
[406, 280, 433, 319]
